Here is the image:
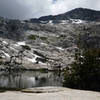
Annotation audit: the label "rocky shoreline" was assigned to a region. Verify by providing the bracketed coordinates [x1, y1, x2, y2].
[0, 86, 100, 100]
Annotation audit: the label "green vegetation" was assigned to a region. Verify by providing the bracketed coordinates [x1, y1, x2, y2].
[39, 68, 48, 73]
[28, 34, 39, 40]
[63, 48, 100, 91]
[40, 36, 47, 40]
[28, 34, 47, 40]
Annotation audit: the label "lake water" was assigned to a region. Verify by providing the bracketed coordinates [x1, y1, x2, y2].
[0, 71, 63, 89]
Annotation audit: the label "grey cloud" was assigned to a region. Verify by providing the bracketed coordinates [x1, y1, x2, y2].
[0, 0, 52, 19]
[0, 0, 100, 19]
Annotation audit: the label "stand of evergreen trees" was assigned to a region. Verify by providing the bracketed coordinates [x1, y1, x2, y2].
[63, 48, 100, 91]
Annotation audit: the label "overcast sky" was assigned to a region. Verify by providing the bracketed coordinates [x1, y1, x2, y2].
[0, 0, 100, 19]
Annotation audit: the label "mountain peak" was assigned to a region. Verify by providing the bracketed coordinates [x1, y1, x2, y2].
[71, 7, 94, 11]
[30, 8, 100, 23]
[63, 7, 100, 21]
[71, 7, 100, 11]
[67, 7, 100, 14]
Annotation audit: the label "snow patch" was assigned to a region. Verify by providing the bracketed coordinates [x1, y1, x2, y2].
[2, 41, 8, 45]
[49, 20, 53, 23]
[48, 20, 53, 25]
[39, 62, 47, 65]
[25, 54, 40, 63]
[40, 42, 48, 46]
[26, 58, 36, 63]
[21, 21, 26, 24]
[14, 44, 19, 47]
[25, 53, 46, 65]
[70, 19, 85, 24]
[60, 20, 67, 24]
[17, 41, 26, 46]
[2, 51, 10, 58]
[40, 21, 48, 24]
[56, 47, 64, 51]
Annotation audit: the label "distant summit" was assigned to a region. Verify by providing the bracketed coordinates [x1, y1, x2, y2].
[30, 8, 100, 22]
[64, 8, 100, 21]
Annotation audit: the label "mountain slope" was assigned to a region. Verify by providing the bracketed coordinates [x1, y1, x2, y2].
[0, 8, 100, 70]
[30, 8, 100, 22]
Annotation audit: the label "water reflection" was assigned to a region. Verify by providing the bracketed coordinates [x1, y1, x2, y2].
[0, 71, 63, 89]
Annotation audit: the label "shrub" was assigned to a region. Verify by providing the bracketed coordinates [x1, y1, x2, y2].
[28, 35, 39, 40]
[28, 34, 47, 41]
[40, 37, 47, 40]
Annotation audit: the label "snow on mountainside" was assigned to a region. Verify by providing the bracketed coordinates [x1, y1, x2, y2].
[0, 8, 100, 70]
[40, 19, 85, 25]
[30, 8, 100, 23]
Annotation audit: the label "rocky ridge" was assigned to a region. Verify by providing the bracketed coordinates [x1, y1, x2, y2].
[0, 8, 100, 70]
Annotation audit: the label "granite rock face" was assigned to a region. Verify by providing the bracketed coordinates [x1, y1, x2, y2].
[0, 8, 100, 70]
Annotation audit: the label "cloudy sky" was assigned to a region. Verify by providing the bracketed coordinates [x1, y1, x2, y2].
[0, 0, 100, 19]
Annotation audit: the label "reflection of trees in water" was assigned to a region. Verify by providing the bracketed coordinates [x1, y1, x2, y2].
[47, 71, 63, 86]
[0, 71, 63, 89]
[37, 77, 47, 87]
[0, 71, 22, 89]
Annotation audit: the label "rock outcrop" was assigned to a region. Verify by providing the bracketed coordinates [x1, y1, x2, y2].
[0, 8, 100, 70]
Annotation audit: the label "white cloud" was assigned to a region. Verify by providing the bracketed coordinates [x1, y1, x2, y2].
[50, 0, 100, 15]
[0, 0, 100, 19]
